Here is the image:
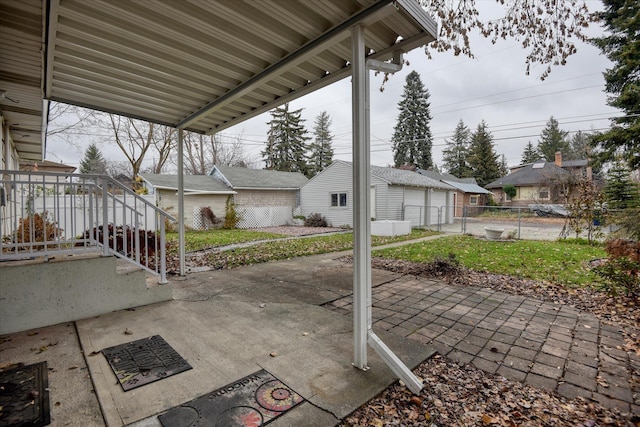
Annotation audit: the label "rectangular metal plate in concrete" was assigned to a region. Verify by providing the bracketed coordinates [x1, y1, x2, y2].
[158, 369, 304, 426]
[0, 361, 50, 427]
[102, 335, 192, 391]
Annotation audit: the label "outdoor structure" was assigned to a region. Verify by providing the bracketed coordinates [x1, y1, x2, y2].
[486, 160, 573, 206]
[210, 165, 308, 228]
[0, 0, 438, 407]
[140, 173, 235, 229]
[300, 160, 455, 228]
[417, 169, 491, 217]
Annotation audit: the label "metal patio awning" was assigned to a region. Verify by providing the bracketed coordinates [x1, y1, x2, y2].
[1, 0, 436, 162]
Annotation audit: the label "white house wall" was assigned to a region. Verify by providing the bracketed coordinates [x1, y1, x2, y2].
[428, 190, 447, 225]
[158, 190, 227, 229]
[301, 162, 354, 227]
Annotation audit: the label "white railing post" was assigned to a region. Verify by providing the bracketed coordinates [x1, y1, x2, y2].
[101, 177, 109, 256]
[159, 215, 167, 284]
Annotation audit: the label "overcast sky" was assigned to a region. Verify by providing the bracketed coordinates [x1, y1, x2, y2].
[47, 1, 618, 172]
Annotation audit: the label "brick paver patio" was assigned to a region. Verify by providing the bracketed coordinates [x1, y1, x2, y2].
[325, 275, 639, 414]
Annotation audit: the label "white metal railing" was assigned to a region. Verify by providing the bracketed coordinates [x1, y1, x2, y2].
[0, 170, 175, 283]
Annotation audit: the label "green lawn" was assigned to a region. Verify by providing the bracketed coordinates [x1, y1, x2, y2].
[373, 235, 606, 287]
[179, 229, 438, 268]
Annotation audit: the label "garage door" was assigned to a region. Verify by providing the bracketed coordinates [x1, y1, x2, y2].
[404, 188, 425, 227]
[429, 190, 447, 225]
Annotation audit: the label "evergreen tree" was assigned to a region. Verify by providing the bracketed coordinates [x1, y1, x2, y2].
[467, 121, 501, 186]
[79, 143, 107, 174]
[567, 131, 591, 160]
[262, 103, 310, 175]
[537, 116, 570, 161]
[442, 119, 472, 177]
[520, 141, 542, 164]
[391, 71, 433, 169]
[307, 111, 334, 177]
[605, 162, 640, 210]
[499, 154, 509, 176]
[591, 0, 640, 169]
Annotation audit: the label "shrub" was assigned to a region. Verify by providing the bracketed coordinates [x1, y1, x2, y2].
[223, 195, 240, 229]
[201, 206, 222, 229]
[593, 238, 640, 298]
[503, 184, 517, 200]
[13, 212, 62, 250]
[304, 213, 328, 227]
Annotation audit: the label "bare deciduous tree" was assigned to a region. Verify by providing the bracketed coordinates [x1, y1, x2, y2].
[176, 132, 257, 175]
[99, 115, 175, 180]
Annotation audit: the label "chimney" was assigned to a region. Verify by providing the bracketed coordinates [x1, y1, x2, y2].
[554, 152, 562, 167]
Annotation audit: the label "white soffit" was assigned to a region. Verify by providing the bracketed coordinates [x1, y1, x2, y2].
[0, 0, 437, 162]
[45, 0, 436, 134]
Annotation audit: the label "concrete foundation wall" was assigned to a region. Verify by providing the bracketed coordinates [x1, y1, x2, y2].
[0, 255, 173, 335]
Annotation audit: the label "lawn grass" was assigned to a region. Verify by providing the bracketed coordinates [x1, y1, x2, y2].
[167, 229, 287, 253]
[373, 235, 606, 287]
[200, 229, 439, 269]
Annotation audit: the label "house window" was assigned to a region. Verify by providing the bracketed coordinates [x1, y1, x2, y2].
[539, 187, 550, 200]
[505, 191, 512, 202]
[469, 195, 479, 205]
[330, 192, 347, 207]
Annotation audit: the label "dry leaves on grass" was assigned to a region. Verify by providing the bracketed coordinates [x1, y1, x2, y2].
[340, 355, 636, 427]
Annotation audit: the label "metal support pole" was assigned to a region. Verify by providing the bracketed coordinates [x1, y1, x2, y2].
[351, 24, 423, 394]
[351, 24, 369, 371]
[178, 128, 186, 276]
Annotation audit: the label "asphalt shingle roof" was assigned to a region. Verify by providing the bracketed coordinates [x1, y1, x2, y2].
[485, 162, 571, 188]
[139, 174, 234, 193]
[368, 164, 453, 190]
[211, 165, 308, 189]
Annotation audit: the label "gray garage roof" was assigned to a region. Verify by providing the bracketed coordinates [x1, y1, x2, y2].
[1, 0, 436, 162]
[139, 173, 234, 194]
[211, 165, 308, 190]
[370, 164, 454, 190]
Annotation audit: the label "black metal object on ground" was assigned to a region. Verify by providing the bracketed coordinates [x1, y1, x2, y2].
[158, 369, 304, 426]
[0, 361, 50, 427]
[102, 335, 192, 391]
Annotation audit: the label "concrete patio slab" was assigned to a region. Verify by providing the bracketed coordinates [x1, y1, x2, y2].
[76, 277, 433, 426]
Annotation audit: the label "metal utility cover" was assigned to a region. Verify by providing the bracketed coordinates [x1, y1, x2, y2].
[158, 369, 304, 426]
[0, 361, 50, 427]
[102, 335, 192, 391]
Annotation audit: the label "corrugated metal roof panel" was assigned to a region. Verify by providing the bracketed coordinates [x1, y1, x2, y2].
[1, 0, 437, 162]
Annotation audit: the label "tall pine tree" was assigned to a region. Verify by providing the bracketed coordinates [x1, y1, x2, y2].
[605, 162, 640, 210]
[79, 143, 107, 174]
[520, 141, 541, 164]
[391, 71, 433, 169]
[442, 119, 472, 177]
[307, 111, 334, 177]
[262, 103, 310, 175]
[467, 121, 501, 186]
[537, 116, 570, 161]
[591, 0, 640, 169]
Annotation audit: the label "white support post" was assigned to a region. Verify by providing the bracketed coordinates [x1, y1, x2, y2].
[351, 25, 424, 393]
[178, 128, 186, 276]
[351, 24, 369, 371]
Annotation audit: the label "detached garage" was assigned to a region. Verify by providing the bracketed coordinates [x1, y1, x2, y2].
[300, 161, 454, 228]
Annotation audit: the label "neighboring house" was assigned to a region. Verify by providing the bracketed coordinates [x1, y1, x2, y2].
[485, 161, 572, 206]
[209, 165, 308, 228]
[417, 169, 491, 217]
[300, 160, 455, 228]
[140, 174, 235, 229]
[486, 152, 592, 207]
[19, 160, 76, 184]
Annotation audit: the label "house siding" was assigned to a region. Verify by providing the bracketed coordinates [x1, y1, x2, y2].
[234, 189, 298, 208]
[301, 162, 354, 227]
[157, 190, 227, 229]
